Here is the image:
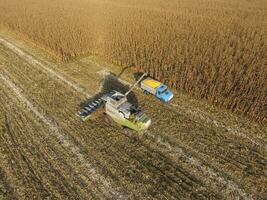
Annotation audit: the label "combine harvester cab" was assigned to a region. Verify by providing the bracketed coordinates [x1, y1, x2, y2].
[141, 78, 173, 102]
[103, 91, 151, 131]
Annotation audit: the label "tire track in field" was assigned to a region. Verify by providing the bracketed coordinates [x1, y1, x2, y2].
[170, 103, 266, 149]
[0, 167, 18, 200]
[0, 89, 95, 199]
[0, 68, 128, 200]
[0, 38, 91, 98]
[0, 38, 255, 199]
[1, 112, 56, 199]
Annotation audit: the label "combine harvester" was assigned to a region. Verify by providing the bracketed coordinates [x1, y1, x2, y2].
[78, 73, 151, 132]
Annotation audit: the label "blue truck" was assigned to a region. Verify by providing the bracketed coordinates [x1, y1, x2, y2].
[140, 78, 174, 102]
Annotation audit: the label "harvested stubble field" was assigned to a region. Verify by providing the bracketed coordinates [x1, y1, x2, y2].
[0, 0, 267, 199]
[0, 34, 266, 199]
[0, 0, 266, 121]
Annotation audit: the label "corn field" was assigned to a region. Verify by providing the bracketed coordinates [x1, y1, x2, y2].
[0, 0, 266, 122]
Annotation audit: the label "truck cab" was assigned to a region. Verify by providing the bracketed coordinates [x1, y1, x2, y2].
[156, 84, 173, 102]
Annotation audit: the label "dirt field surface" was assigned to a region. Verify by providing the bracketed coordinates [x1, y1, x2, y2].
[0, 33, 266, 199]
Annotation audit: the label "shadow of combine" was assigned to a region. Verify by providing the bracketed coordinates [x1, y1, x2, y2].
[133, 72, 146, 82]
[79, 71, 139, 108]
